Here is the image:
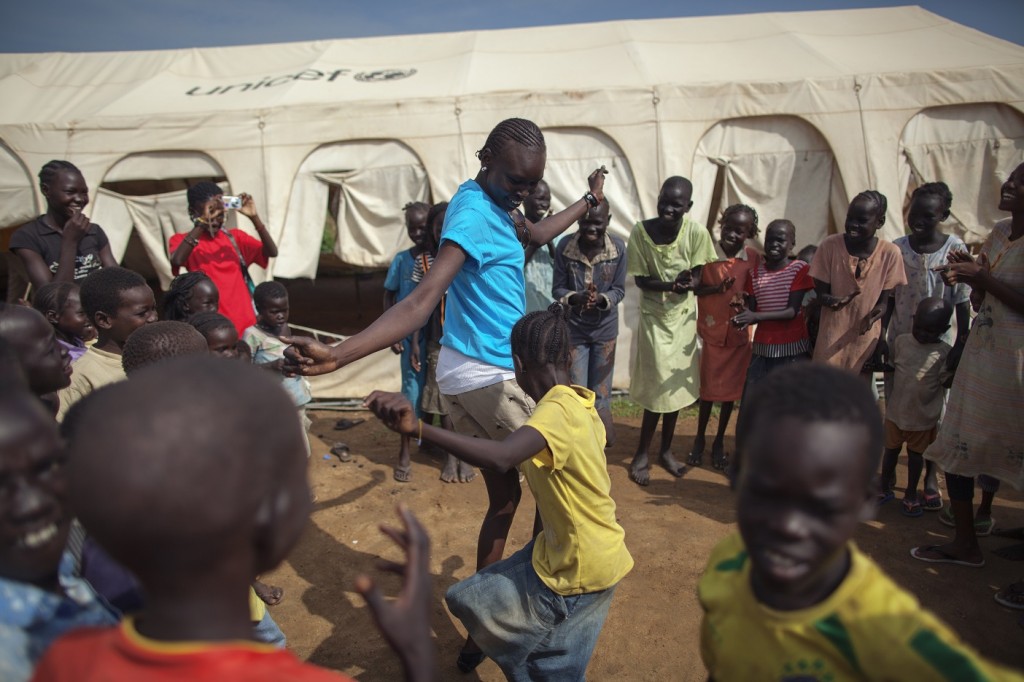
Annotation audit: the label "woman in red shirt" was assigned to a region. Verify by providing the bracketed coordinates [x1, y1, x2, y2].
[169, 183, 278, 334]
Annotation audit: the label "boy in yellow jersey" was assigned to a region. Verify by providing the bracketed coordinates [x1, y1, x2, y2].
[699, 363, 1020, 682]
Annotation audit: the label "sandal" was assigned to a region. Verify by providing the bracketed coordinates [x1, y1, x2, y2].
[938, 508, 995, 536]
[910, 545, 985, 568]
[901, 498, 923, 517]
[686, 451, 703, 466]
[994, 582, 1024, 610]
[922, 491, 943, 511]
[712, 451, 729, 471]
[877, 490, 895, 506]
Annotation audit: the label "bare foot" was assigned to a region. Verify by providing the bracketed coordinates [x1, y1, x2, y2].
[393, 465, 412, 483]
[687, 435, 705, 466]
[629, 453, 650, 486]
[659, 451, 686, 478]
[252, 579, 284, 606]
[458, 459, 476, 483]
[440, 454, 458, 483]
[711, 441, 728, 471]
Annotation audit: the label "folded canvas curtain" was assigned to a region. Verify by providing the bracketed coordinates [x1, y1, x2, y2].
[899, 103, 1024, 246]
[0, 144, 35, 231]
[89, 181, 233, 290]
[692, 116, 847, 249]
[278, 140, 430, 276]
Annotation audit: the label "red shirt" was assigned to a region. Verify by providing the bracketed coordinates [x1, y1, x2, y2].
[32, 621, 352, 682]
[745, 259, 813, 347]
[169, 229, 268, 334]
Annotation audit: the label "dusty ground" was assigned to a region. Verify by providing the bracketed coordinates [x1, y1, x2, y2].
[266, 409, 1024, 680]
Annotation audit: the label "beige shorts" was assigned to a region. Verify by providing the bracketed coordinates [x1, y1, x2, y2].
[442, 379, 535, 440]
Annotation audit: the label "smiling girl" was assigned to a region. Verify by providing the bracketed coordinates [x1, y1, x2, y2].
[810, 191, 906, 376]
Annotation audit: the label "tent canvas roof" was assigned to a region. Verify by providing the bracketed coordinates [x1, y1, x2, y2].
[2, 5, 1022, 125]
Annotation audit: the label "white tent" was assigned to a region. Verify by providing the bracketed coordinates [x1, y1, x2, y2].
[1, 6, 1022, 397]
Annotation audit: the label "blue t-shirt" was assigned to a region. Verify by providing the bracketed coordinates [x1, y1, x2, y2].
[439, 180, 526, 370]
[383, 249, 418, 302]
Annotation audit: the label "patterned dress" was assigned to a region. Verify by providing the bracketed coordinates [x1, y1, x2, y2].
[924, 219, 1024, 489]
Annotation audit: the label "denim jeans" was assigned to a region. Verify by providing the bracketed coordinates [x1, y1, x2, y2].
[569, 340, 616, 415]
[445, 539, 616, 681]
[252, 609, 286, 648]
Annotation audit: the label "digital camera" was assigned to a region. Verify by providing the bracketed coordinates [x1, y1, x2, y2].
[223, 195, 243, 210]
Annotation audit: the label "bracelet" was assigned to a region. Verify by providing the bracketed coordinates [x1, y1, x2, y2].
[184, 236, 199, 247]
[583, 191, 600, 208]
[417, 419, 423, 447]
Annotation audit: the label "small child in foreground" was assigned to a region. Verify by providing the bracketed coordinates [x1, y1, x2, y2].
[31, 281, 95, 363]
[161, 271, 219, 322]
[34, 357, 437, 681]
[188, 310, 243, 359]
[699, 363, 1015, 681]
[877, 297, 954, 517]
[367, 305, 632, 679]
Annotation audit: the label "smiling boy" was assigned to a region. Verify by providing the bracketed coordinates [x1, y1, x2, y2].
[56, 267, 157, 420]
[699, 363, 1015, 681]
[0, 390, 116, 682]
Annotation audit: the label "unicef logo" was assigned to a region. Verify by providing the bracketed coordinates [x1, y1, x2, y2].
[354, 69, 418, 83]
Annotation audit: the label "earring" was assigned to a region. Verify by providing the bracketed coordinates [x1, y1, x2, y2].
[481, 166, 487, 171]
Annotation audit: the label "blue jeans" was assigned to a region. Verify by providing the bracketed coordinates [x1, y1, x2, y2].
[445, 539, 616, 681]
[569, 340, 616, 415]
[252, 609, 286, 648]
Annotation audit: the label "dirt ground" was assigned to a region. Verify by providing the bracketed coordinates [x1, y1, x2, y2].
[266, 409, 1024, 680]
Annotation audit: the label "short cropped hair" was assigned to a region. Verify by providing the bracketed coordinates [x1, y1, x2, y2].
[79, 267, 149, 319]
[253, 281, 288, 311]
[122, 321, 208, 375]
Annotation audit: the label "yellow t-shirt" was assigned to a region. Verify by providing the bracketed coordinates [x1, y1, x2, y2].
[57, 346, 126, 421]
[699, 532, 1020, 681]
[523, 384, 633, 596]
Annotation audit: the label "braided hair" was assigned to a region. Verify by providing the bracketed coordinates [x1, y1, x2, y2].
[163, 271, 215, 321]
[476, 118, 546, 160]
[32, 281, 78, 319]
[854, 190, 888, 226]
[510, 302, 571, 369]
[719, 203, 760, 239]
[187, 311, 235, 340]
[910, 182, 953, 214]
[38, 160, 81, 190]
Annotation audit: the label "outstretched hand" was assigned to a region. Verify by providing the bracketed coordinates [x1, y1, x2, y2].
[281, 336, 340, 376]
[237, 192, 259, 220]
[365, 391, 418, 436]
[354, 504, 437, 682]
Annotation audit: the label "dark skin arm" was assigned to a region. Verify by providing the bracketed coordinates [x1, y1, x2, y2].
[284, 243, 465, 375]
[238, 194, 279, 259]
[355, 504, 438, 682]
[525, 168, 607, 249]
[383, 289, 403, 354]
[635, 268, 694, 294]
[366, 391, 547, 474]
[731, 290, 805, 329]
[692, 265, 735, 297]
[813, 278, 861, 310]
[942, 251, 1024, 316]
[15, 212, 118, 289]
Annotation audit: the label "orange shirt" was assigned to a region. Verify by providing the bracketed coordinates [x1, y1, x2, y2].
[32, 619, 352, 682]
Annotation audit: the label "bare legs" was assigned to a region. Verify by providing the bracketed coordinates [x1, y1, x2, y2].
[688, 400, 734, 470]
[629, 409, 684, 486]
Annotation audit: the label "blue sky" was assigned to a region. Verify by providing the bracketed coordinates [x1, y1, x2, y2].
[1, 0, 1021, 52]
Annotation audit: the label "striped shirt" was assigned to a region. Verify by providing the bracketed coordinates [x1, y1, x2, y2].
[746, 258, 813, 355]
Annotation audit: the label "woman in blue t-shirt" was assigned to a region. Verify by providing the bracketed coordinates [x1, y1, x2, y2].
[285, 118, 606, 670]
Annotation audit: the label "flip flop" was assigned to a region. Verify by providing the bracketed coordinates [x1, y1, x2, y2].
[994, 583, 1024, 610]
[910, 545, 985, 568]
[922, 491, 943, 511]
[877, 490, 895, 506]
[901, 498, 923, 517]
[333, 417, 366, 431]
[686, 451, 703, 466]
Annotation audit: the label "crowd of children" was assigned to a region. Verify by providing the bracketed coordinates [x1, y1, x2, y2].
[1, 135, 1022, 680]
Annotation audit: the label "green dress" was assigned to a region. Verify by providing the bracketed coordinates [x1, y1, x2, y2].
[627, 216, 716, 413]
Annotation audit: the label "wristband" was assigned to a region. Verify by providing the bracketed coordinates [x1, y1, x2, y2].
[583, 191, 600, 208]
[184, 236, 199, 248]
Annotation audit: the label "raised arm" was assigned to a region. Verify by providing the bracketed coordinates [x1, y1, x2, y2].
[527, 167, 607, 247]
[239, 193, 278, 259]
[284, 243, 465, 374]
